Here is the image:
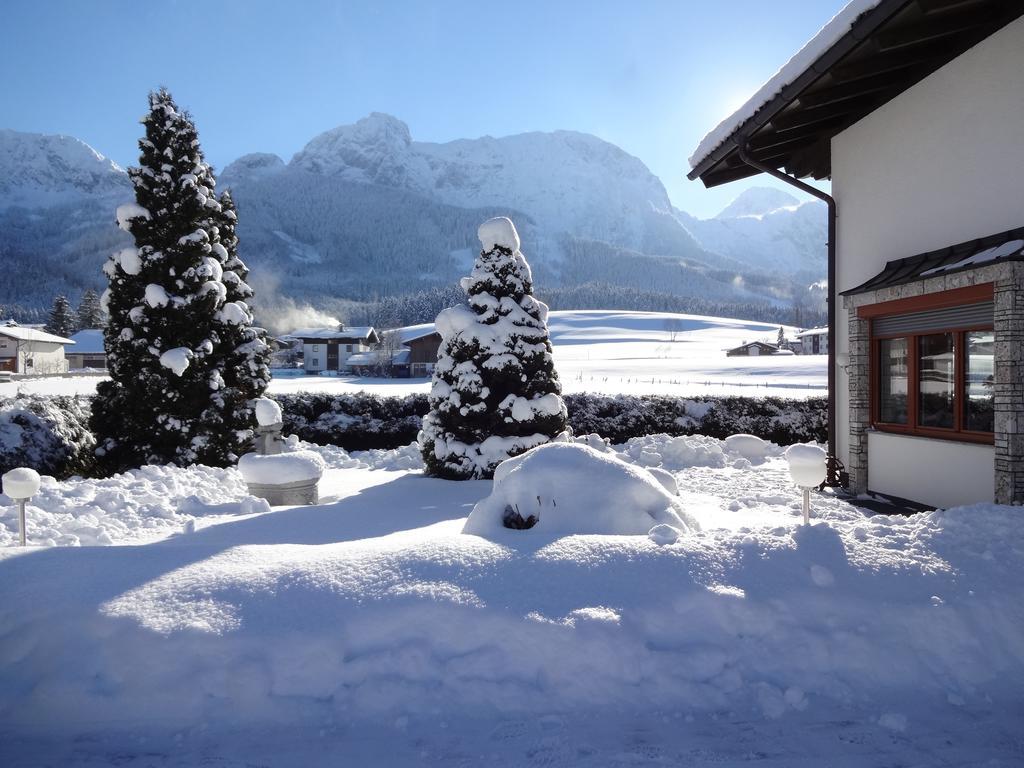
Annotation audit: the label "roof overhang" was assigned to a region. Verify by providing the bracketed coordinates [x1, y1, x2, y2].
[689, 0, 1024, 188]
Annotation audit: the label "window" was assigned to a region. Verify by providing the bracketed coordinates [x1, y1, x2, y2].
[311, 358, 319, 367]
[866, 285, 994, 443]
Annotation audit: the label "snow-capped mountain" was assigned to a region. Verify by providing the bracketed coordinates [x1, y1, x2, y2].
[713, 187, 802, 220]
[286, 113, 688, 256]
[675, 187, 827, 276]
[0, 122, 825, 318]
[0, 129, 129, 209]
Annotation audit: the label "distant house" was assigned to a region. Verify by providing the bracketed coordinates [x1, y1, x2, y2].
[66, 329, 107, 369]
[347, 348, 411, 377]
[797, 327, 828, 356]
[725, 341, 779, 357]
[288, 326, 380, 374]
[403, 330, 442, 377]
[0, 324, 74, 374]
[347, 328, 442, 378]
[688, 1, 1024, 506]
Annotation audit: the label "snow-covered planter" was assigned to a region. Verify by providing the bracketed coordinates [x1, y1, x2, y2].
[462, 442, 699, 537]
[237, 450, 325, 506]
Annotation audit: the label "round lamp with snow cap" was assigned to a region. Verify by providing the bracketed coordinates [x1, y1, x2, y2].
[2, 467, 41, 546]
[784, 443, 827, 525]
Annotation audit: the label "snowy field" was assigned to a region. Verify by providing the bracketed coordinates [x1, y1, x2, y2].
[2, 435, 1023, 766]
[0, 311, 827, 400]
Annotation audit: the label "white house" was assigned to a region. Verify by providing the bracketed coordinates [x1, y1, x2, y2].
[66, 329, 107, 369]
[688, 1, 1024, 508]
[287, 326, 380, 374]
[0, 324, 75, 374]
[797, 327, 828, 356]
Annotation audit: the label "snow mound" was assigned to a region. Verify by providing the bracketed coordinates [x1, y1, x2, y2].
[618, 433, 727, 470]
[0, 464, 259, 546]
[477, 216, 520, 253]
[238, 451, 325, 485]
[724, 433, 775, 462]
[647, 523, 683, 545]
[463, 442, 699, 537]
[2, 467, 41, 499]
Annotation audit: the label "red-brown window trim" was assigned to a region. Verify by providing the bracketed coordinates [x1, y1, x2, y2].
[865, 284, 994, 445]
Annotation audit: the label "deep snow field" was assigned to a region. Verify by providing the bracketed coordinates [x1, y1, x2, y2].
[0, 310, 827, 400]
[2, 434, 1023, 766]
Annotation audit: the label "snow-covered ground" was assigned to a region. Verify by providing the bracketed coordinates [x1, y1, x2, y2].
[2, 435, 1022, 766]
[0, 310, 826, 400]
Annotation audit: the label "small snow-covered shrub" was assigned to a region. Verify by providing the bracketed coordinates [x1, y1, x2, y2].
[0, 396, 95, 479]
[463, 442, 699, 537]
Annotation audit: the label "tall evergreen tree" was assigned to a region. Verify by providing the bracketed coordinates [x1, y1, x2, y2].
[198, 189, 272, 459]
[45, 295, 76, 337]
[419, 217, 567, 479]
[76, 289, 106, 330]
[91, 88, 260, 471]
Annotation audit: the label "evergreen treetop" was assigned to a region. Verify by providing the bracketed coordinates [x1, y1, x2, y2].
[45, 295, 76, 338]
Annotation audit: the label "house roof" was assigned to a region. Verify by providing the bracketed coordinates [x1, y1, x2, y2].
[287, 326, 376, 342]
[688, 0, 1024, 187]
[841, 225, 1024, 296]
[397, 324, 439, 344]
[348, 349, 410, 366]
[727, 340, 778, 351]
[68, 329, 105, 354]
[798, 327, 830, 337]
[0, 325, 75, 345]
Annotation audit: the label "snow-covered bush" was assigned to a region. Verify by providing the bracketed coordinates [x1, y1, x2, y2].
[0, 396, 95, 479]
[420, 217, 568, 479]
[463, 442, 699, 537]
[91, 88, 268, 472]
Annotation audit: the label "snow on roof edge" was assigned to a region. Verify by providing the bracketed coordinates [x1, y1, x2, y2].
[688, 0, 884, 172]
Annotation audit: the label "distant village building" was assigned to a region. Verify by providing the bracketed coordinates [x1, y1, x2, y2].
[403, 330, 442, 377]
[798, 327, 829, 355]
[66, 329, 107, 369]
[289, 327, 380, 374]
[725, 340, 779, 357]
[0, 324, 74, 374]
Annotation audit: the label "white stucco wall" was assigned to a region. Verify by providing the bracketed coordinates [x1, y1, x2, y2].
[831, 16, 1024, 503]
[868, 432, 994, 509]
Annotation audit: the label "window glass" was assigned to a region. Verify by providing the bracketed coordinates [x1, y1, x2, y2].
[878, 337, 908, 424]
[965, 330, 994, 432]
[918, 333, 954, 428]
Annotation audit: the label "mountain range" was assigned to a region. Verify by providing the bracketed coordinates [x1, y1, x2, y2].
[0, 116, 826, 324]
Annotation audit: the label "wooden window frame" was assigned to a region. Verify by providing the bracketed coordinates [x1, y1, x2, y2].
[860, 284, 994, 445]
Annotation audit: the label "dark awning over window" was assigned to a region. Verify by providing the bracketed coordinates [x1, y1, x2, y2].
[841, 226, 1024, 296]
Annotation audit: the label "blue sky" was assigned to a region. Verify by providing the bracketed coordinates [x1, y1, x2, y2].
[1, 0, 844, 218]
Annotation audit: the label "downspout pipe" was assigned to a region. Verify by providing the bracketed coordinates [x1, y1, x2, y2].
[737, 144, 841, 482]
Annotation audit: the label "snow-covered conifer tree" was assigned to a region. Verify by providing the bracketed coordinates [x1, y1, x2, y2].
[76, 289, 105, 329]
[419, 217, 567, 479]
[45, 295, 75, 337]
[198, 189, 272, 459]
[91, 88, 255, 471]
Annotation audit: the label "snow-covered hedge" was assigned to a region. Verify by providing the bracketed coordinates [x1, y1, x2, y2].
[0, 396, 96, 479]
[0, 392, 826, 477]
[565, 393, 828, 446]
[275, 392, 429, 451]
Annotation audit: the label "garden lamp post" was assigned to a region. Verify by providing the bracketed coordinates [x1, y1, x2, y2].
[784, 444, 827, 525]
[2, 467, 41, 546]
